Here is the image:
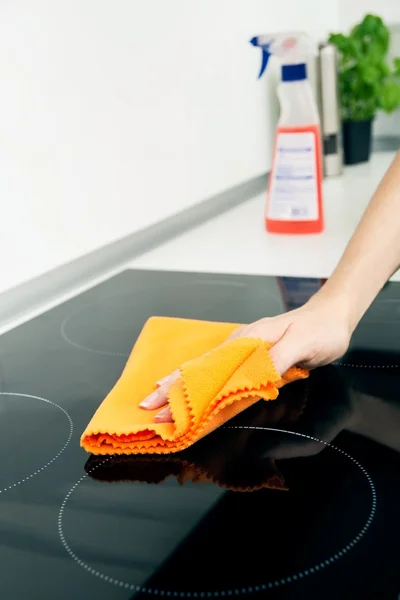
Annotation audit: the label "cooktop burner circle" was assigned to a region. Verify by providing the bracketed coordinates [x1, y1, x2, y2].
[334, 361, 400, 369]
[0, 392, 74, 495]
[58, 428, 376, 595]
[60, 280, 282, 357]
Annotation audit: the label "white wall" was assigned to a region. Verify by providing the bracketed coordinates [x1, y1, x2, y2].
[337, 1, 400, 136]
[0, 1, 338, 294]
[338, 0, 400, 30]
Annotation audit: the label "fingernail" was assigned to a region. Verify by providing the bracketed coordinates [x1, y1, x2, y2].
[154, 407, 170, 421]
[139, 391, 158, 408]
[157, 375, 170, 386]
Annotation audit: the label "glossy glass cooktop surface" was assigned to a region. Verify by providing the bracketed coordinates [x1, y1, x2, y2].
[0, 270, 398, 600]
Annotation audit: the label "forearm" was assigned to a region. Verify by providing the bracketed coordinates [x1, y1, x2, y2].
[314, 151, 400, 331]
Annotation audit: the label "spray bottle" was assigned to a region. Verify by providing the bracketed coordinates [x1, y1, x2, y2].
[251, 33, 324, 234]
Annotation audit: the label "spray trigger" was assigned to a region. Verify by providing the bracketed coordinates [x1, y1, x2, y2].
[250, 37, 271, 79]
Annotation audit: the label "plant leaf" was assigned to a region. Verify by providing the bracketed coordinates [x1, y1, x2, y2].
[330, 14, 400, 120]
[380, 80, 400, 113]
[328, 33, 351, 54]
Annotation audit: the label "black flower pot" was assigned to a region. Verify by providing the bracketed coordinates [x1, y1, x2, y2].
[342, 119, 373, 165]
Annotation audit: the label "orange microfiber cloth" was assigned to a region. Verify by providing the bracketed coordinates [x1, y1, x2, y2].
[81, 316, 308, 455]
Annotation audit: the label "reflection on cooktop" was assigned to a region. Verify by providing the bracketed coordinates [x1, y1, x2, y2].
[0, 270, 398, 600]
[60, 366, 390, 596]
[84, 385, 307, 492]
[60, 428, 376, 596]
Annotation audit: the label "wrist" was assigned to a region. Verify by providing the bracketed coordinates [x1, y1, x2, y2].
[306, 284, 358, 336]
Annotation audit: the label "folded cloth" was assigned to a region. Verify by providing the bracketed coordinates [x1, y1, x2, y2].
[84, 391, 309, 491]
[81, 316, 308, 455]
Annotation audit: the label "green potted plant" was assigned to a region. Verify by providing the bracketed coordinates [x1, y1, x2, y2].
[329, 14, 400, 165]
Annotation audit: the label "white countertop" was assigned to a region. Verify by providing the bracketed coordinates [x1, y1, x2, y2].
[1, 151, 398, 337]
[129, 152, 400, 282]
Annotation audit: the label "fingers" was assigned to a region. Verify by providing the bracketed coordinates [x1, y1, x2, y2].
[139, 370, 179, 410]
[227, 325, 245, 340]
[139, 384, 169, 410]
[154, 406, 173, 423]
[228, 320, 299, 375]
[156, 373, 174, 386]
[269, 328, 302, 375]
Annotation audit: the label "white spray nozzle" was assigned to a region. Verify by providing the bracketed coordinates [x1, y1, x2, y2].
[250, 32, 317, 78]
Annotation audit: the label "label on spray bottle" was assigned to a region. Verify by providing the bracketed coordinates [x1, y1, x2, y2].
[267, 129, 320, 221]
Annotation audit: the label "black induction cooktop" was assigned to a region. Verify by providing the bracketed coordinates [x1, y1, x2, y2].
[0, 269, 399, 600]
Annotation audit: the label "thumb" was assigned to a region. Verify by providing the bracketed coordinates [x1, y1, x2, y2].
[269, 328, 303, 375]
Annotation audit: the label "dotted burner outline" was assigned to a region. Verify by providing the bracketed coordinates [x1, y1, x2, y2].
[61, 301, 400, 369]
[61, 312, 130, 357]
[58, 427, 377, 596]
[0, 392, 74, 496]
[59, 283, 282, 359]
[334, 361, 399, 369]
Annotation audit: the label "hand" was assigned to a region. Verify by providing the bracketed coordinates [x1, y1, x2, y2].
[139, 294, 353, 423]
